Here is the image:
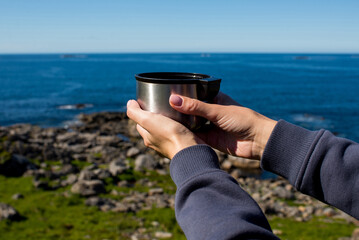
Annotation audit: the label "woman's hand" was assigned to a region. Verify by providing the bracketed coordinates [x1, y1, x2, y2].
[126, 100, 204, 159]
[169, 93, 277, 160]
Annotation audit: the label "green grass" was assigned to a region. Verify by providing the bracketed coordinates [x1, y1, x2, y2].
[268, 216, 355, 240]
[0, 150, 11, 164]
[70, 159, 92, 169]
[0, 172, 182, 240]
[0, 172, 356, 240]
[137, 208, 186, 240]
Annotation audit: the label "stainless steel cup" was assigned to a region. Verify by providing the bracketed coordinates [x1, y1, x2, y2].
[136, 72, 221, 130]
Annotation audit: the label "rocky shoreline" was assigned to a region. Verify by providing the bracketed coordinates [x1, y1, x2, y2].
[1, 112, 358, 239]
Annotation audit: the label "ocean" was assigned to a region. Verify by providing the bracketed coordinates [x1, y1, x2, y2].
[1, 53, 359, 142]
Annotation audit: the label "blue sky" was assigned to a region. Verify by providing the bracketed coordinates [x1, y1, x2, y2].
[0, 0, 358, 53]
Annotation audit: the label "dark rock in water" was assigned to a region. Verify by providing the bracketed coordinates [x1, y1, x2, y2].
[0, 203, 22, 221]
[0, 154, 37, 177]
[71, 180, 106, 196]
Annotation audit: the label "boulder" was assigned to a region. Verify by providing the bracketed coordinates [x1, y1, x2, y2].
[61, 174, 78, 186]
[55, 164, 78, 176]
[134, 154, 156, 171]
[0, 154, 37, 177]
[273, 186, 295, 200]
[85, 196, 106, 207]
[71, 180, 106, 196]
[352, 228, 359, 240]
[96, 135, 120, 146]
[0, 203, 21, 221]
[154, 232, 173, 239]
[109, 159, 129, 176]
[126, 147, 140, 158]
[12, 193, 24, 200]
[93, 168, 111, 180]
[78, 169, 97, 181]
[148, 188, 164, 196]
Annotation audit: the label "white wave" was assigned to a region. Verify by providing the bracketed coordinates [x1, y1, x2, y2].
[57, 104, 94, 110]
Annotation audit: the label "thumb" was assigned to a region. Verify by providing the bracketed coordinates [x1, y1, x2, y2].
[169, 94, 218, 122]
[126, 99, 149, 126]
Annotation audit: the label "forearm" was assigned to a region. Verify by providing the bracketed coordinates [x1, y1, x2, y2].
[171, 145, 279, 240]
[261, 120, 359, 219]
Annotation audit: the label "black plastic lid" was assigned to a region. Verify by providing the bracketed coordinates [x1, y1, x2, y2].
[135, 72, 219, 84]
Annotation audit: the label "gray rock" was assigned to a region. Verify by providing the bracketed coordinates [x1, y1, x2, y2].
[85, 196, 106, 207]
[96, 135, 120, 146]
[112, 202, 131, 212]
[0, 203, 21, 221]
[33, 179, 49, 190]
[56, 164, 78, 176]
[273, 186, 294, 200]
[71, 180, 106, 196]
[148, 188, 164, 196]
[12, 193, 24, 200]
[93, 168, 111, 180]
[126, 147, 140, 158]
[154, 231, 173, 239]
[134, 154, 156, 171]
[109, 159, 128, 176]
[56, 132, 78, 143]
[61, 174, 78, 186]
[323, 207, 337, 217]
[78, 169, 97, 181]
[352, 228, 359, 240]
[0, 154, 37, 177]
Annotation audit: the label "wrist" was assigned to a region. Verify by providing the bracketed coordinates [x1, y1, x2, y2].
[170, 135, 204, 159]
[253, 117, 277, 159]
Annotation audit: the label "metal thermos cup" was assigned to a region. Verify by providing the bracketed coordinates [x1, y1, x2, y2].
[135, 72, 221, 130]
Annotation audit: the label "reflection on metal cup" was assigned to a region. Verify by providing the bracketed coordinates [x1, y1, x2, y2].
[135, 72, 221, 130]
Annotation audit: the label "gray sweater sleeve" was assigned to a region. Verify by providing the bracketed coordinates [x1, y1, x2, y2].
[170, 145, 279, 240]
[261, 120, 359, 219]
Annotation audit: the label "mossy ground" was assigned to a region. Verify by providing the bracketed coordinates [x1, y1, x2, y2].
[0, 162, 356, 239]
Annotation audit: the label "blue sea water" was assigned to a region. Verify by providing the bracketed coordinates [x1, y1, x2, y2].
[1, 53, 359, 142]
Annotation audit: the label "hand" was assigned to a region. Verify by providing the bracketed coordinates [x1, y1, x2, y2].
[126, 100, 204, 159]
[169, 93, 277, 160]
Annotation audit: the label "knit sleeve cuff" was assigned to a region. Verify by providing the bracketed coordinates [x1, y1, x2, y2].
[261, 120, 324, 187]
[170, 144, 220, 187]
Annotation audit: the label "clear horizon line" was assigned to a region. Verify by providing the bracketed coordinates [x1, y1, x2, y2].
[1, 51, 359, 55]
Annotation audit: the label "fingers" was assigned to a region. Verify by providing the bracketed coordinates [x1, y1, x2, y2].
[136, 124, 151, 147]
[169, 95, 218, 122]
[127, 100, 154, 129]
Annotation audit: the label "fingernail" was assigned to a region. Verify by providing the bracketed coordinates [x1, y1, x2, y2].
[127, 100, 133, 108]
[170, 95, 183, 107]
